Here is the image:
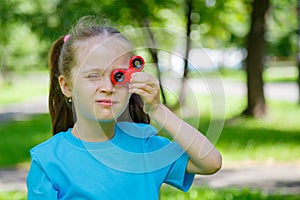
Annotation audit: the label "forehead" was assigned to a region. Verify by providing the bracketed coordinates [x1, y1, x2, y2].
[75, 36, 133, 70]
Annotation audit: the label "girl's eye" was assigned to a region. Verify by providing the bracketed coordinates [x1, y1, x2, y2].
[87, 73, 101, 80]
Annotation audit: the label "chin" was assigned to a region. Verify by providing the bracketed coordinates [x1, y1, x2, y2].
[96, 118, 116, 123]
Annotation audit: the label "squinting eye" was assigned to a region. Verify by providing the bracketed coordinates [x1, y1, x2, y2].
[87, 73, 101, 80]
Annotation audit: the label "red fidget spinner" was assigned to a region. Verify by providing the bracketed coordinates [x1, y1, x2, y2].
[111, 56, 145, 85]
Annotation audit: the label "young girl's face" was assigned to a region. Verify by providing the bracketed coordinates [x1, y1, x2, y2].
[70, 37, 132, 122]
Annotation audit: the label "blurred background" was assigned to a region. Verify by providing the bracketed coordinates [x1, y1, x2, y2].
[0, 0, 299, 199]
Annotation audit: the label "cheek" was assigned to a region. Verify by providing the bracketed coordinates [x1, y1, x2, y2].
[73, 87, 92, 99]
[72, 84, 96, 106]
[117, 87, 130, 102]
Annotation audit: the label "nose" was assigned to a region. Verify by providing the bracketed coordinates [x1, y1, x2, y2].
[97, 76, 115, 93]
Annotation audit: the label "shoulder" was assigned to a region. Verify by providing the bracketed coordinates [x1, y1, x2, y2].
[30, 129, 70, 158]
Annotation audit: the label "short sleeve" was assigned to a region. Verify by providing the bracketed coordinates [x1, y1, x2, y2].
[164, 152, 195, 192]
[26, 155, 58, 199]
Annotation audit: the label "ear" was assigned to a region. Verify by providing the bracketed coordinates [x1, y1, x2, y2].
[58, 75, 72, 98]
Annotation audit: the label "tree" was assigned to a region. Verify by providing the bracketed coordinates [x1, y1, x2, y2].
[298, 0, 300, 104]
[102, 0, 181, 106]
[243, 0, 270, 117]
[177, 0, 192, 107]
[3, 0, 297, 109]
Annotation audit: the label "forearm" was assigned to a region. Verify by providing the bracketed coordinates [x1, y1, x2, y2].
[149, 104, 222, 174]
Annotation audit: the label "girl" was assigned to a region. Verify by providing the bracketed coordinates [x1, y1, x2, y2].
[26, 16, 222, 200]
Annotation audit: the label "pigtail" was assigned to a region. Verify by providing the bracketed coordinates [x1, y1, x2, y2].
[48, 36, 74, 135]
[48, 17, 149, 133]
[129, 94, 150, 124]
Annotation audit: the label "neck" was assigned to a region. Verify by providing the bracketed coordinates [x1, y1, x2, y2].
[72, 119, 116, 142]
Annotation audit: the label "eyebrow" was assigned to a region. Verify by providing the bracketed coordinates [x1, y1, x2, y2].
[81, 68, 105, 74]
[81, 64, 128, 74]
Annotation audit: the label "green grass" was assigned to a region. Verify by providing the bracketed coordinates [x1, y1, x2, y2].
[0, 191, 26, 200]
[264, 66, 298, 83]
[0, 67, 297, 105]
[161, 186, 300, 200]
[2, 186, 300, 200]
[189, 66, 298, 83]
[188, 68, 246, 82]
[0, 71, 48, 105]
[1, 98, 299, 166]
[0, 69, 299, 198]
[0, 114, 51, 166]
[193, 95, 300, 163]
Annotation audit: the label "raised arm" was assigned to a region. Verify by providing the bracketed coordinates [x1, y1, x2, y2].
[148, 103, 222, 174]
[129, 72, 222, 175]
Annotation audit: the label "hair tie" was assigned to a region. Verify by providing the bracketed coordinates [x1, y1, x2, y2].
[63, 34, 71, 43]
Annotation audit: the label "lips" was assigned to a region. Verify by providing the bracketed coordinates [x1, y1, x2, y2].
[95, 99, 114, 106]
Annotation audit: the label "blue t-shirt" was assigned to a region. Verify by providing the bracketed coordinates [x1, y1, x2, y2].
[26, 122, 195, 200]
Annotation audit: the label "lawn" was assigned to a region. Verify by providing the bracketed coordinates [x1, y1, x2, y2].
[1, 98, 299, 166]
[0, 71, 48, 105]
[0, 97, 299, 199]
[0, 68, 299, 199]
[1, 186, 300, 200]
[0, 114, 51, 166]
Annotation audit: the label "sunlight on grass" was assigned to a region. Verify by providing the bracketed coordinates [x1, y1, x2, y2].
[0, 191, 26, 200]
[160, 185, 300, 200]
[182, 90, 300, 163]
[264, 66, 298, 82]
[1, 186, 299, 200]
[0, 71, 48, 105]
[0, 95, 298, 171]
[222, 99, 300, 162]
[0, 70, 300, 198]
[194, 66, 298, 83]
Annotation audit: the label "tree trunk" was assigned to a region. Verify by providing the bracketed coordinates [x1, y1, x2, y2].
[243, 0, 270, 117]
[178, 0, 192, 107]
[143, 19, 168, 105]
[298, 0, 300, 104]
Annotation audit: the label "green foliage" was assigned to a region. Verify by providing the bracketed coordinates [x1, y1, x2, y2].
[267, 0, 298, 57]
[0, 2, 48, 81]
[0, 0, 298, 78]
[190, 0, 251, 48]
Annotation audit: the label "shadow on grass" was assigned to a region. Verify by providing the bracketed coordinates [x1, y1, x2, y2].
[2, 186, 300, 200]
[0, 114, 52, 167]
[161, 185, 300, 200]
[1, 108, 300, 166]
[191, 113, 300, 162]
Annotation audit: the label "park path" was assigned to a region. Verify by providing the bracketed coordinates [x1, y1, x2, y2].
[0, 79, 300, 194]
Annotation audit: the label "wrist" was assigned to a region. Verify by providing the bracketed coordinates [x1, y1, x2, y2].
[145, 103, 163, 114]
[147, 104, 169, 126]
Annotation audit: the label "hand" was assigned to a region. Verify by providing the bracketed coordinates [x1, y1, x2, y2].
[129, 72, 161, 114]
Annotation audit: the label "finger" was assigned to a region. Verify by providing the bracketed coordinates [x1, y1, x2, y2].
[129, 82, 155, 93]
[130, 72, 159, 85]
[131, 88, 160, 104]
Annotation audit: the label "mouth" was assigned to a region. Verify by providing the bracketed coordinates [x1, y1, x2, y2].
[95, 99, 115, 107]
